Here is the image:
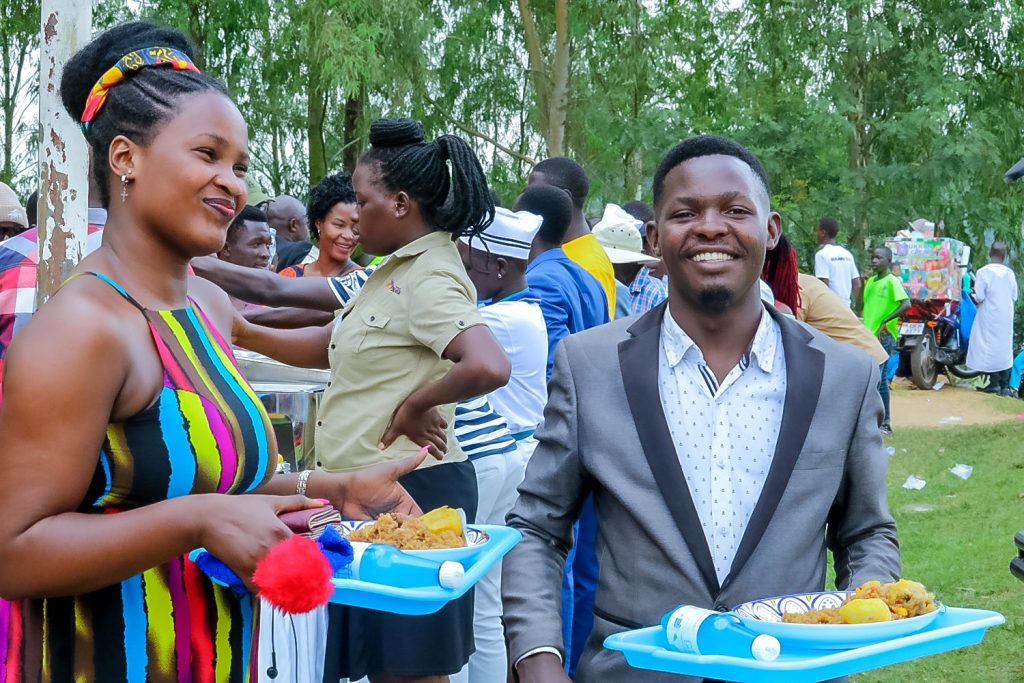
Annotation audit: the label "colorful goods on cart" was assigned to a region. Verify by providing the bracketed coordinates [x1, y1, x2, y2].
[885, 238, 965, 301]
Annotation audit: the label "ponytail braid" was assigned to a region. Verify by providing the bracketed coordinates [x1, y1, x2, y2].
[360, 118, 494, 239]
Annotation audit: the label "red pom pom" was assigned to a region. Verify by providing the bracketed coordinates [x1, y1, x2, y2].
[253, 535, 333, 614]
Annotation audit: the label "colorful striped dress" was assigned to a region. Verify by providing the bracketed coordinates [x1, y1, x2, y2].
[2, 272, 276, 683]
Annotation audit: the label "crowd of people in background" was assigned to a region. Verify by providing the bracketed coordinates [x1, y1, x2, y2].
[0, 17, 1018, 683]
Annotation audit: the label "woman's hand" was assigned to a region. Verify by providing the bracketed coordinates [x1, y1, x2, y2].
[379, 396, 448, 459]
[196, 494, 323, 590]
[309, 453, 426, 519]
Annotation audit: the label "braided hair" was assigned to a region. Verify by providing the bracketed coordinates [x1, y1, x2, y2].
[762, 233, 802, 312]
[359, 118, 494, 239]
[60, 21, 229, 206]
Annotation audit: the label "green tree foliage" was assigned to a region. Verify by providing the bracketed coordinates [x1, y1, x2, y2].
[10, 0, 1024, 267]
[1, 0, 40, 194]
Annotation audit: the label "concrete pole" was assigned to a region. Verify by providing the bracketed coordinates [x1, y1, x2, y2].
[36, 0, 91, 307]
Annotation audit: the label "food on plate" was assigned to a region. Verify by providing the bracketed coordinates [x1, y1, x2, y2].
[839, 598, 892, 624]
[420, 506, 463, 537]
[781, 579, 937, 624]
[347, 506, 466, 550]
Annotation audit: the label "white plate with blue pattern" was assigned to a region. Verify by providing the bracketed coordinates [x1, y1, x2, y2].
[336, 521, 490, 562]
[733, 591, 944, 649]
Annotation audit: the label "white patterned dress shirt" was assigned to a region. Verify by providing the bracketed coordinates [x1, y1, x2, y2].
[658, 306, 787, 583]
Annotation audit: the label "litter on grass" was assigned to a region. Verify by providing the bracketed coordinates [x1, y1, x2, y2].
[902, 475, 927, 490]
[937, 416, 963, 424]
[949, 464, 974, 480]
[886, 446, 896, 456]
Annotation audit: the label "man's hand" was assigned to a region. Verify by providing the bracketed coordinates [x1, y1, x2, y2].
[309, 453, 426, 520]
[516, 652, 571, 683]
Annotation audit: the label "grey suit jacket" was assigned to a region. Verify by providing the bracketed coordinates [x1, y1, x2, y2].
[503, 303, 901, 682]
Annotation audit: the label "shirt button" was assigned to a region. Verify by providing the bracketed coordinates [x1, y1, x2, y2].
[718, 527, 728, 537]
[369, 315, 375, 322]
[317, 421, 323, 427]
[316, 461, 322, 467]
[716, 458, 726, 469]
[327, 381, 332, 387]
[330, 344, 336, 350]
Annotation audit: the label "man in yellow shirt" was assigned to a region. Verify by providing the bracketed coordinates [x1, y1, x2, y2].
[528, 157, 616, 319]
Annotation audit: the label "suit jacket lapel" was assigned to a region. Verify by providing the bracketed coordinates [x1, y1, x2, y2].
[725, 310, 825, 588]
[618, 303, 721, 596]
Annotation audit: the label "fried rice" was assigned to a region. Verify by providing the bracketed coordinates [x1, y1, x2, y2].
[347, 513, 466, 550]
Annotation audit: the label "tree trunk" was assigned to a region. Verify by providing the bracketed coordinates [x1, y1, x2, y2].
[1, 33, 13, 184]
[517, 0, 569, 158]
[307, 76, 327, 186]
[844, 1, 870, 251]
[342, 83, 363, 171]
[547, 0, 569, 157]
[517, 0, 550, 138]
[185, 0, 206, 66]
[0, 27, 28, 185]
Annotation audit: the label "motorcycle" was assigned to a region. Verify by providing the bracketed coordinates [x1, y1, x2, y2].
[896, 299, 985, 389]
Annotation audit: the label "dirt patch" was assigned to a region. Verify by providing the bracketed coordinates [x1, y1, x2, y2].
[889, 377, 1024, 428]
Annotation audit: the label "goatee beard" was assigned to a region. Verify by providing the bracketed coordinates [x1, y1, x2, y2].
[696, 287, 734, 314]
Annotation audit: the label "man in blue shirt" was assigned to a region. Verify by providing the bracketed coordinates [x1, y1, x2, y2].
[515, 185, 609, 378]
[514, 183, 608, 675]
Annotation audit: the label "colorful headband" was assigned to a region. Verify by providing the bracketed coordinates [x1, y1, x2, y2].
[80, 46, 200, 130]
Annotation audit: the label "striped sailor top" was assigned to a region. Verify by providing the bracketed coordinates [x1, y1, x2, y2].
[4, 272, 276, 683]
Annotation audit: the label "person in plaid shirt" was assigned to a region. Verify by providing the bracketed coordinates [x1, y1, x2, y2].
[0, 206, 106, 372]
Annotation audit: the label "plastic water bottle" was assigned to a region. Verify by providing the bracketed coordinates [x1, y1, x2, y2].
[337, 542, 465, 590]
[661, 605, 780, 661]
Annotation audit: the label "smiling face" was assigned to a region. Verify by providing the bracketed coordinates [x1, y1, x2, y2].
[649, 154, 780, 315]
[111, 91, 249, 257]
[316, 202, 358, 265]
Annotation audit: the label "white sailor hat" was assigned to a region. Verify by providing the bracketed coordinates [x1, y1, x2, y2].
[460, 207, 543, 261]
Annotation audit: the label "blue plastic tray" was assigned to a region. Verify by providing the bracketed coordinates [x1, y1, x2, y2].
[603, 607, 1004, 682]
[188, 524, 521, 616]
[329, 524, 521, 614]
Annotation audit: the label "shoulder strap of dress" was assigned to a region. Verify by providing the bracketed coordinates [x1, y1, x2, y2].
[65, 271, 147, 312]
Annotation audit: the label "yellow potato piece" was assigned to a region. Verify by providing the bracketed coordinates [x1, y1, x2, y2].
[420, 506, 463, 537]
[840, 598, 892, 624]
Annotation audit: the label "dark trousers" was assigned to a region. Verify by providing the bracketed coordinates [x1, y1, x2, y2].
[878, 332, 896, 426]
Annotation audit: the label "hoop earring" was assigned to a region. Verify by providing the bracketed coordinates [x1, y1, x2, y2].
[120, 174, 129, 203]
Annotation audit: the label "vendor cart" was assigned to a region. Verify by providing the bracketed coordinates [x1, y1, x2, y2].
[886, 238, 984, 389]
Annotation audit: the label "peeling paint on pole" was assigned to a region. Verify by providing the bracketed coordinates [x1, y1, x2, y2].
[36, 0, 91, 309]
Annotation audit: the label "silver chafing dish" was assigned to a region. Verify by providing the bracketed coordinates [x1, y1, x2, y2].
[235, 350, 328, 472]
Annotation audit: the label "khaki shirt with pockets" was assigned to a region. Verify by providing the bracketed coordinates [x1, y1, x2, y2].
[315, 230, 485, 473]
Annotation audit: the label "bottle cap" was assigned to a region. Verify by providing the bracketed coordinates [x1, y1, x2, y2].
[750, 634, 780, 662]
[438, 561, 465, 590]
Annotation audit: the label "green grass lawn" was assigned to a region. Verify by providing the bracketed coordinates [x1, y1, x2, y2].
[849, 422, 1024, 682]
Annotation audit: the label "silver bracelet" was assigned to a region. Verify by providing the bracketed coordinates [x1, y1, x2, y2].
[296, 469, 313, 496]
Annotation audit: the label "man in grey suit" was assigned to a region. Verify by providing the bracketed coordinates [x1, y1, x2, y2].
[504, 135, 901, 682]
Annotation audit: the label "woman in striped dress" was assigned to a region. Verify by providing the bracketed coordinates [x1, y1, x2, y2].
[0, 22, 420, 682]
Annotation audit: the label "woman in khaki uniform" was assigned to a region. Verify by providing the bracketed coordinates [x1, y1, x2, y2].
[235, 118, 511, 683]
